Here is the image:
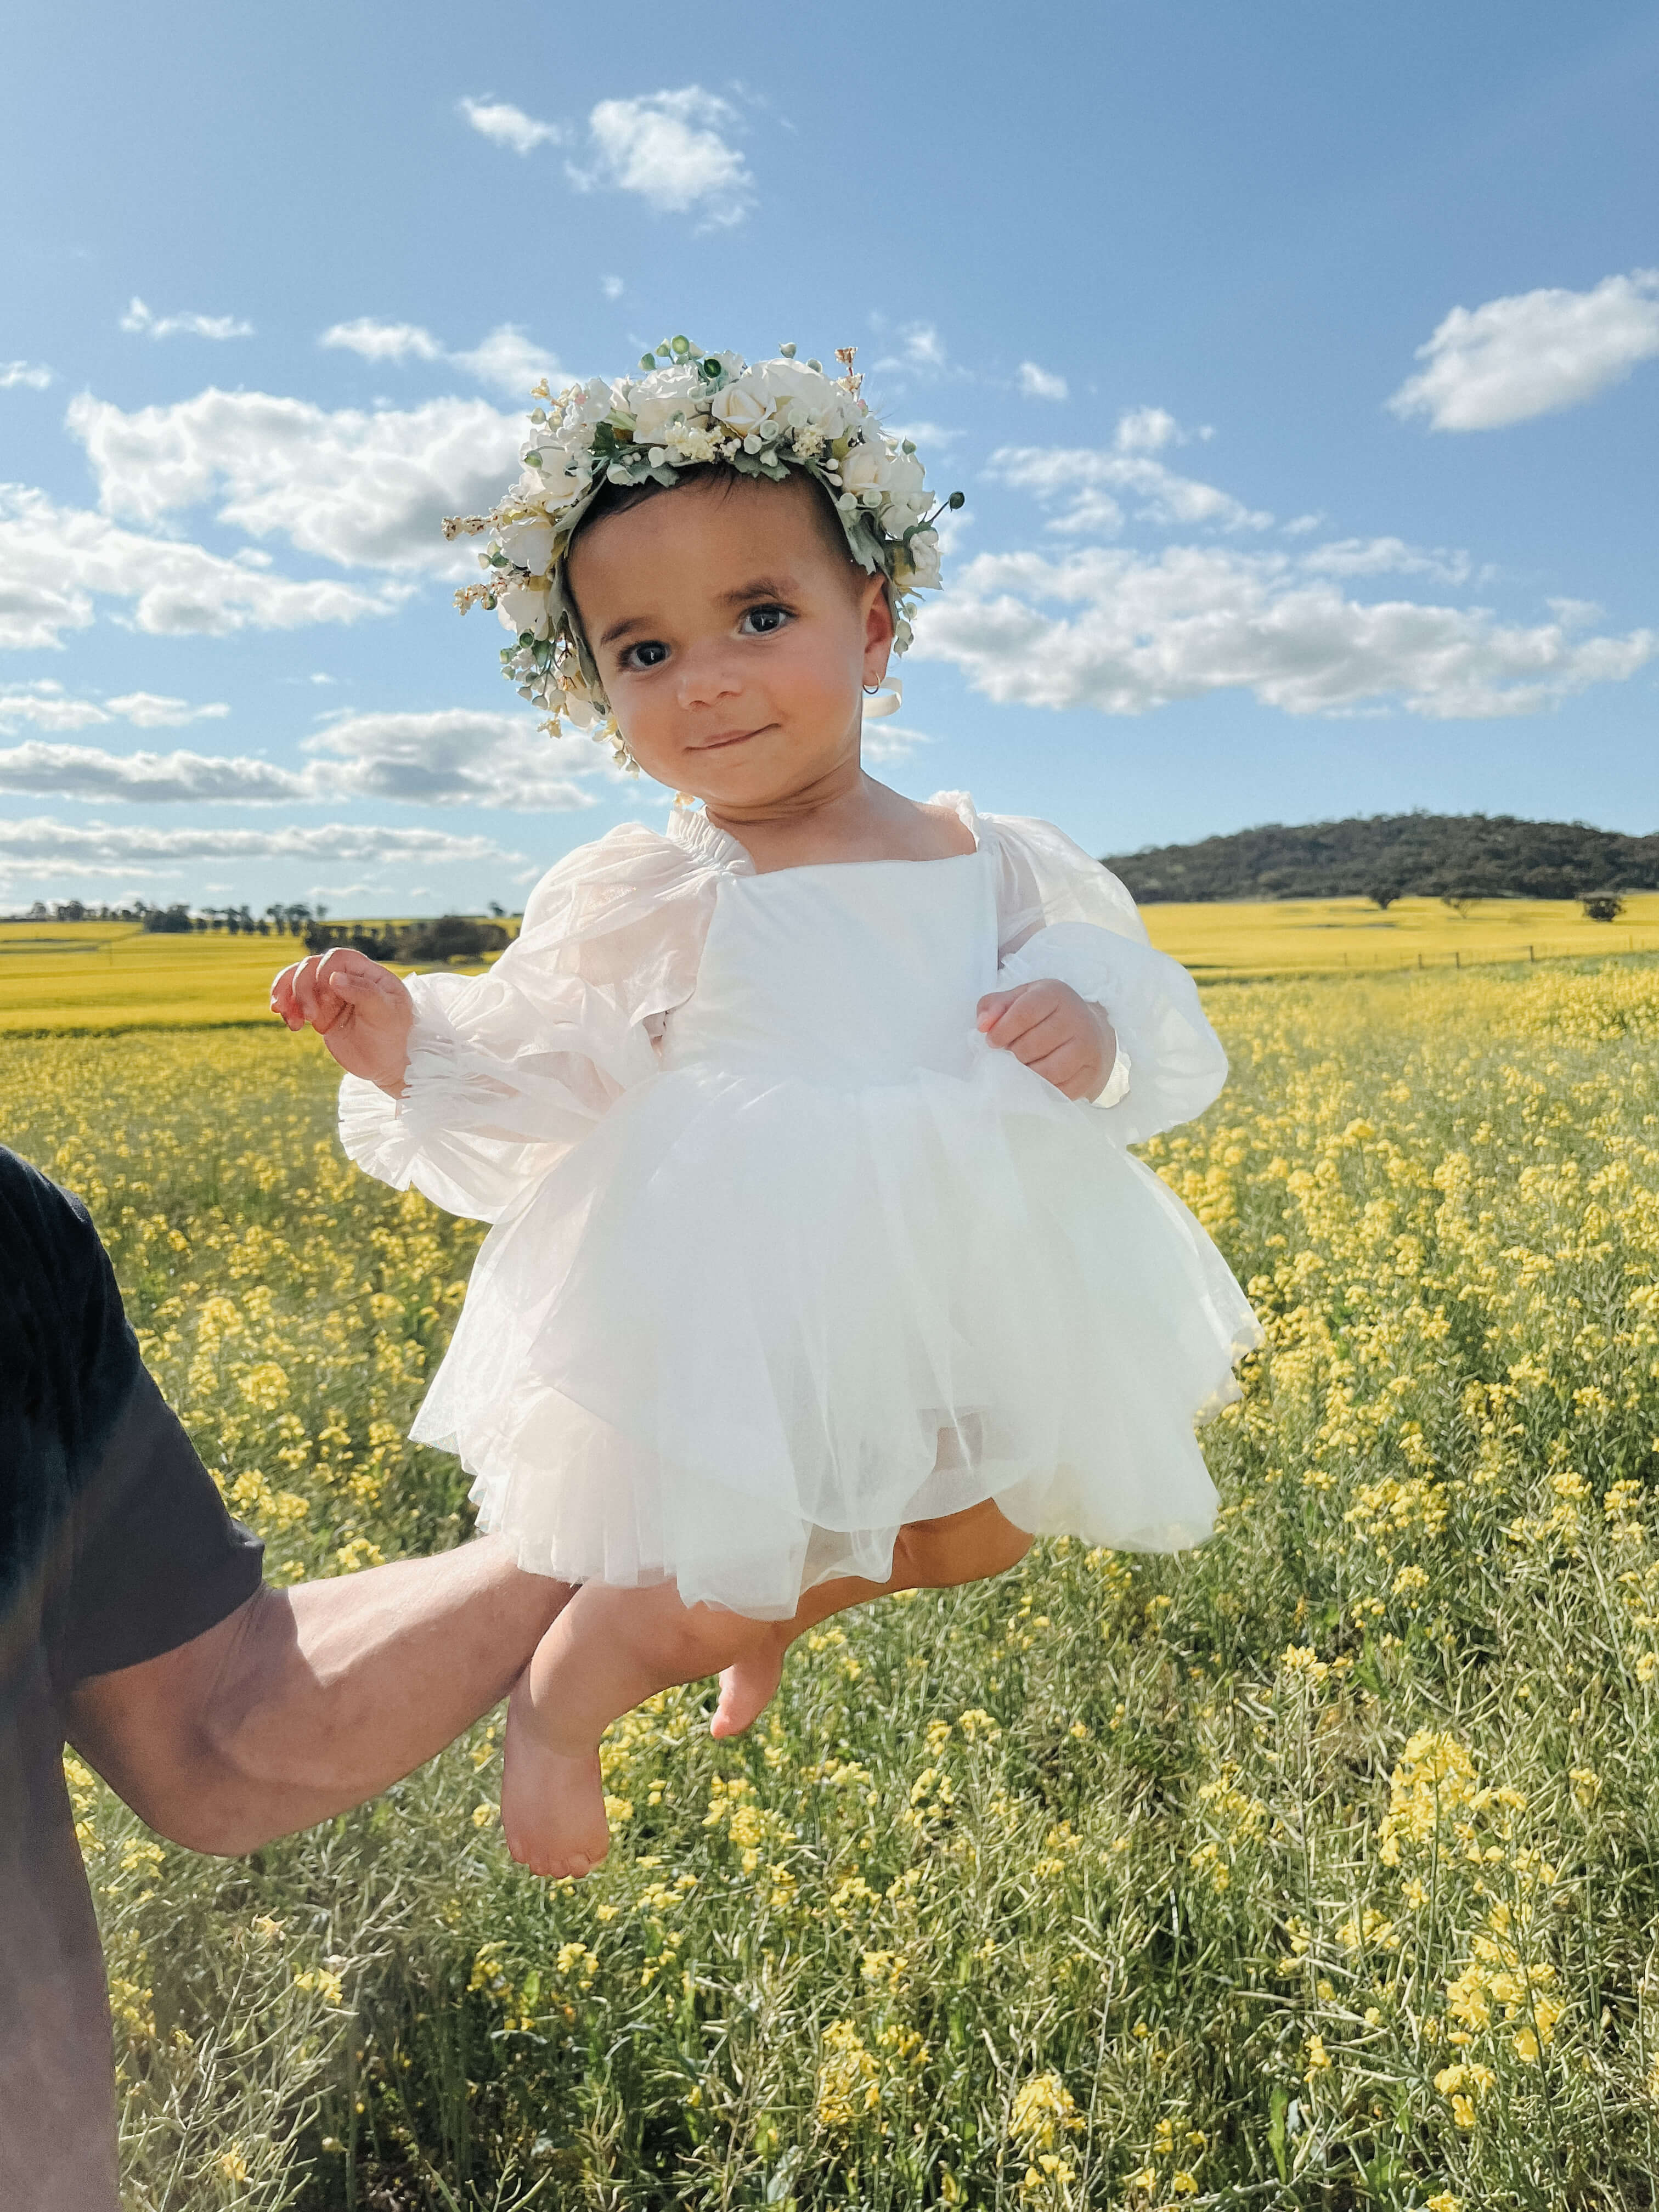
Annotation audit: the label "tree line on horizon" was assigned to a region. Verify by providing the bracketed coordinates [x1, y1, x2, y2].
[1103, 810, 1659, 907]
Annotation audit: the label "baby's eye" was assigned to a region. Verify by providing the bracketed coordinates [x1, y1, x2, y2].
[621, 639, 669, 670]
[740, 604, 791, 637]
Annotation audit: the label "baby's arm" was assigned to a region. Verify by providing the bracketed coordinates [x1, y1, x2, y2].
[977, 978, 1116, 1101]
[271, 947, 415, 1094]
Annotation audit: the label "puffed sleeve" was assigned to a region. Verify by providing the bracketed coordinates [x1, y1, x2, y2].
[979, 806, 1228, 1144]
[338, 824, 718, 1221]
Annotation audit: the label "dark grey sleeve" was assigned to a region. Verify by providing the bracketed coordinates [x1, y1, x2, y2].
[49, 1368, 264, 1692]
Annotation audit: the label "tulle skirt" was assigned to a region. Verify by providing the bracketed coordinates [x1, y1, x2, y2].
[414, 1051, 1263, 1618]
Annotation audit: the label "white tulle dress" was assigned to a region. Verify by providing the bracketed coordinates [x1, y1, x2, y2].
[338, 792, 1262, 1618]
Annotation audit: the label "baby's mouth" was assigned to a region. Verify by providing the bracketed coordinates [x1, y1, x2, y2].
[689, 723, 772, 752]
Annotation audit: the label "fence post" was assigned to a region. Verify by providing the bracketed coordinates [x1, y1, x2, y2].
[1528, 944, 1534, 962]
[1454, 950, 1460, 969]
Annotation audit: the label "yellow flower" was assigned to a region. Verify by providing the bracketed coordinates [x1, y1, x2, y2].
[1009, 2072, 1082, 2153]
[815, 2021, 879, 2129]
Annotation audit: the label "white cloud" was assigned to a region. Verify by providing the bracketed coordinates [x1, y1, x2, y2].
[1017, 361, 1068, 402]
[66, 387, 524, 573]
[0, 484, 411, 650]
[447, 324, 565, 399]
[2, 362, 53, 391]
[989, 413, 1272, 537]
[859, 721, 933, 765]
[0, 708, 606, 810]
[0, 742, 304, 804]
[318, 317, 566, 399]
[460, 96, 562, 156]
[1389, 269, 1659, 431]
[303, 710, 605, 809]
[913, 543, 1655, 720]
[320, 318, 445, 363]
[884, 419, 961, 453]
[602, 275, 624, 301]
[578, 87, 752, 224]
[120, 296, 254, 342]
[0, 818, 515, 879]
[875, 324, 949, 377]
[1113, 405, 1183, 454]
[0, 680, 230, 732]
[106, 690, 233, 728]
[1300, 537, 1473, 585]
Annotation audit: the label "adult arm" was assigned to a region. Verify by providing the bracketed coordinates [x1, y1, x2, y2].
[64, 1535, 569, 1855]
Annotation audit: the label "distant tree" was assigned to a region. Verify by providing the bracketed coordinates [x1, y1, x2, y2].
[1581, 893, 1625, 922]
[1369, 881, 1405, 911]
[487, 899, 505, 918]
[1440, 893, 1479, 917]
[142, 905, 194, 934]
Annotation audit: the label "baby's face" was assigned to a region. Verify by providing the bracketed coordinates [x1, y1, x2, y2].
[566, 473, 891, 807]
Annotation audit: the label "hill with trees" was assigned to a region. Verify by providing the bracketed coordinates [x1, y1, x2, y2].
[1103, 811, 1659, 905]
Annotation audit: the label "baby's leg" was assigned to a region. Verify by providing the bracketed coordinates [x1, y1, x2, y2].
[714, 1499, 1033, 1736]
[503, 1581, 773, 1879]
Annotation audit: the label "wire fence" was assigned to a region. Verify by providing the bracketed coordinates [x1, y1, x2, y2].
[1185, 929, 1659, 981]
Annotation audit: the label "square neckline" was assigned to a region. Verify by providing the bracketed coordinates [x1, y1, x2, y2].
[668, 792, 983, 879]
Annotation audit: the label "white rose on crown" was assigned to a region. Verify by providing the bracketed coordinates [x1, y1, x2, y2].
[710, 381, 771, 436]
[839, 440, 899, 497]
[496, 514, 558, 573]
[565, 377, 614, 430]
[630, 362, 709, 443]
[495, 574, 552, 638]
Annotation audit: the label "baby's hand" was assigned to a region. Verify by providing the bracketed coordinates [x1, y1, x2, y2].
[977, 979, 1115, 1101]
[270, 947, 415, 1096]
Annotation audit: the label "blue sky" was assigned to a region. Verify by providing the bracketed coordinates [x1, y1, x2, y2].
[2, 0, 1656, 914]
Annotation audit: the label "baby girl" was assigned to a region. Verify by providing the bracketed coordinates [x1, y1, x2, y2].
[272, 343, 1259, 1879]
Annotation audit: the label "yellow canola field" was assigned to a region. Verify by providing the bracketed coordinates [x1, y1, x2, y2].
[5, 891, 1658, 1031]
[6, 953, 1659, 2208]
[0, 921, 306, 1033]
[1149, 888, 1659, 978]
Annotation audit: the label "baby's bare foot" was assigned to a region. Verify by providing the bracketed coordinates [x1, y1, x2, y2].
[712, 1629, 787, 1739]
[501, 1683, 611, 1881]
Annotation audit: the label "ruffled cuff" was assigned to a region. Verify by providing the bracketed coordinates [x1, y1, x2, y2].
[336, 972, 649, 1222]
[995, 921, 1226, 1141]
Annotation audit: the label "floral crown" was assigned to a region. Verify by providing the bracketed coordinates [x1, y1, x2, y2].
[443, 338, 962, 770]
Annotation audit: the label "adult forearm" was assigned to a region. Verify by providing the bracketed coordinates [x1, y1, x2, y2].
[199, 1536, 571, 1850]
[70, 1535, 571, 1856]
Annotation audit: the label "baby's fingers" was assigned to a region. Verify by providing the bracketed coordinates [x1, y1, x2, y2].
[975, 986, 1024, 1034]
[269, 962, 305, 1029]
[978, 984, 1050, 1049]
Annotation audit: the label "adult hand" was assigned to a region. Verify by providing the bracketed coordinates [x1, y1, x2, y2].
[270, 949, 415, 1096]
[976, 978, 1115, 1102]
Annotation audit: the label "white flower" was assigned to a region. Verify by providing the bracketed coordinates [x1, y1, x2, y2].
[495, 574, 552, 638]
[496, 514, 557, 573]
[710, 381, 770, 436]
[839, 439, 899, 498]
[561, 685, 604, 731]
[628, 361, 708, 443]
[901, 529, 942, 589]
[565, 376, 615, 430]
[881, 493, 930, 536]
[668, 425, 720, 465]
